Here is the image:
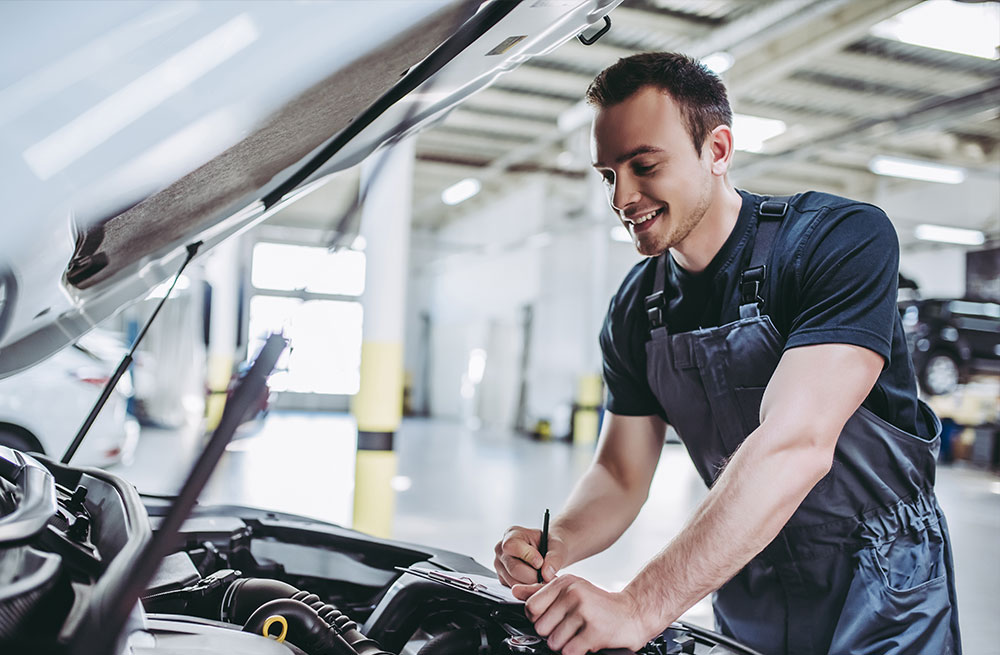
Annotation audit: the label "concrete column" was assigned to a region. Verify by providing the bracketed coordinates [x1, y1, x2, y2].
[573, 156, 612, 445]
[203, 238, 241, 431]
[352, 139, 415, 538]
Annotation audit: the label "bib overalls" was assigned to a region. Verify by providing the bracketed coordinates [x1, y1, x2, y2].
[642, 198, 961, 655]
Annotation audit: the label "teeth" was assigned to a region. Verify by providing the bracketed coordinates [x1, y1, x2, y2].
[630, 209, 659, 224]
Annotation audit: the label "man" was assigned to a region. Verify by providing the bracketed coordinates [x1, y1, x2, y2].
[494, 53, 961, 655]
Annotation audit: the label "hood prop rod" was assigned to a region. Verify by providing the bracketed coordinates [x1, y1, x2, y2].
[76, 331, 287, 655]
[61, 241, 202, 464]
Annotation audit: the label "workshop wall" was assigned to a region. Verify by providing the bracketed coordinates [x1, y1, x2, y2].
[406, 178, 546, 425]
[900, 247, 967, 299]
[406, 174, 645, 431]
[881, 173, 998, 298]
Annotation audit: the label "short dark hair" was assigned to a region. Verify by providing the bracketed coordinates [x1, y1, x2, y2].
[585, 52, 733, 153]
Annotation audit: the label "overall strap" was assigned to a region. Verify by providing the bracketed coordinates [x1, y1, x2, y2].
[739, 196, 791, 319]
[644, 253, 668, 332]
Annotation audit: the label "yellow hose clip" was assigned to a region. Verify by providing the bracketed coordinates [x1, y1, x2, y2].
[262, 614, 288, 643]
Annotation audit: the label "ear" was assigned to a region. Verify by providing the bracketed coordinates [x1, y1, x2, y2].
[705, 124, 735, 176]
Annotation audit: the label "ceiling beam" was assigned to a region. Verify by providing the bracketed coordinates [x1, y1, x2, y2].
[735, 79, 1000, 180]
[414, 0, 837, 224]
[723, 0, 922, 95]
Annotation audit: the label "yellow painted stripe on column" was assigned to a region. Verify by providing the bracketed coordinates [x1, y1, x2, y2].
[578, 373, 604, 407]
[352, 449, 397, 538]
[573, 373, 603, 444]
[205, 354, 233, 431]
[352, 341, 404, 433]
[573, 410, 599, 445]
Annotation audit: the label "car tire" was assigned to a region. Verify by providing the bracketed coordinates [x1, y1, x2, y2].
[921, 351, 961, 396]
[0, 427, 44, 455]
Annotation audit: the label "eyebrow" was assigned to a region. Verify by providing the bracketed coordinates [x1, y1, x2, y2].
[593, 145, 665, 168]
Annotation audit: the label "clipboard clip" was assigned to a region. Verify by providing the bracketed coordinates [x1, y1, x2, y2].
[395, 566, 511, 603]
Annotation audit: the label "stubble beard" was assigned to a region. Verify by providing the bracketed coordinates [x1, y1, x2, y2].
[632, 181, 713, 258]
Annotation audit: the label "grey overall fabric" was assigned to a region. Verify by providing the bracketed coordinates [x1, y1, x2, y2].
[643, 199, 961, 655]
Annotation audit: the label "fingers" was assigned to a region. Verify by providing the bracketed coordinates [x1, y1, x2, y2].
[517, 575, 649, 655]
[494, 556, 514, 587]
[495, 553, 542, 586]
[502, 527, 543, 568]
[522, 574, 574, 621]
[540, 550, 563, 582]
[508, 557, 543, 583]
[494, 526, 545, 585]
[527, 576, 585, 652]
[496, 559, 543, 588]
[511, 582, 544, 601]
[545, 613, 584, 653]
[561, 630, 597, 655]
[533, 588, 574, 637]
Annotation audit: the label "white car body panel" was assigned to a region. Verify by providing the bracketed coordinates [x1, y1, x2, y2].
[0, 0, 622, 377]
[0, 342, 139, 467]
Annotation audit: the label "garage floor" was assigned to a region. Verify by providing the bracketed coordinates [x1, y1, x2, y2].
[109, 412, 999, 654]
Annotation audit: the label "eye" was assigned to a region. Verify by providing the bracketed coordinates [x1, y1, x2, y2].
[633, 162, 656, 176]
[599, 170, 614, 186]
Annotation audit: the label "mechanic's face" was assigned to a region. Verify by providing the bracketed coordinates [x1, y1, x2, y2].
[591, 86, 718, 257]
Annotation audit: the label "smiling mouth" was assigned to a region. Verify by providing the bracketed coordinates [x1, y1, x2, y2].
[626, 207, 663, 232]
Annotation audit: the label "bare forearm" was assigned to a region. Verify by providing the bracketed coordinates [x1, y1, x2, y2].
[624, 425, 831, 636]
[553, 462, 649, 566]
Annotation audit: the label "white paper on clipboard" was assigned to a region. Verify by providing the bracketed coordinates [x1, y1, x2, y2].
[395, 566, 523, 605]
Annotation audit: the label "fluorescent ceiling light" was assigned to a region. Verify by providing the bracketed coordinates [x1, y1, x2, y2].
[732, 113, 786, 153]
[915, 224, 985, 246]
[441, 178, 481, 205]
[702, 51, 734, 74]
[871, 0, 999, 60]
[23, 14, 259, 180]
[610, 225, 631, 243]
[868, 155, 966, 184]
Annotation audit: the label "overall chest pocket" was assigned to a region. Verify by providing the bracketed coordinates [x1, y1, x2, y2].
[870, 520, 947, 594]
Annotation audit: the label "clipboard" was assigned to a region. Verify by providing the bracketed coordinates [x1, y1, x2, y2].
[395, 566, 524, 605]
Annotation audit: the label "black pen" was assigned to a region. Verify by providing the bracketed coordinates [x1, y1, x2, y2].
[537, 508, 549, 583]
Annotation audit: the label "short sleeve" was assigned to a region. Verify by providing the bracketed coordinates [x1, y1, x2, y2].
[600, 293, 665, 418]
[783, 203, 899, 364]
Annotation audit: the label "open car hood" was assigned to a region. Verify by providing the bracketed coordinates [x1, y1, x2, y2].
[0, 0, 621, 378]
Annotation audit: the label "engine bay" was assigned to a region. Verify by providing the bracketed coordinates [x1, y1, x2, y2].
[0, 446, 755, 655]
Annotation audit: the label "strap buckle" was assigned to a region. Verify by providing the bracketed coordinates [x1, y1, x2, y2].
[739, 265, 766, 307]
[645, 291, 665, 329]
[759, 200, 788, 218]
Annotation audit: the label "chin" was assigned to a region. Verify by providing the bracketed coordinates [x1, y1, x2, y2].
[632, 231, 670, 257]
[635, 242, 661, 257]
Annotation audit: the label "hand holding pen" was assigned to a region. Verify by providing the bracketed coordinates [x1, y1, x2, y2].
[493, 509, 565, 588]
[537, 508, 549, 583]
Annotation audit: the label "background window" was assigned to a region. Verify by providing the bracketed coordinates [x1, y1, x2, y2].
[252, 242, 366, 296]
[247, 296, 363, 395]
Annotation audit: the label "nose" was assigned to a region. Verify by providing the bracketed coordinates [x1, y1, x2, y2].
[609, 173, 639, 215]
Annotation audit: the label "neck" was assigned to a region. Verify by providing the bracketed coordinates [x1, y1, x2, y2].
[670, 182, 742, 273]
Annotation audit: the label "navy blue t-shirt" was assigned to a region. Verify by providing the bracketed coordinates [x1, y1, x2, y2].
[600, 189, 933, 438]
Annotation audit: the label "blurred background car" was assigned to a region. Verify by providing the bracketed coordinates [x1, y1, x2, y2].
[900, 297, 1000, 395]
[0, 330, 139, 466]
